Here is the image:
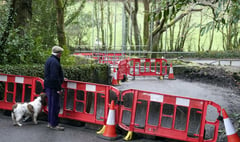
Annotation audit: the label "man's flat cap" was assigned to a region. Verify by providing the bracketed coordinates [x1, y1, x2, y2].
[52, 46, 64, 53]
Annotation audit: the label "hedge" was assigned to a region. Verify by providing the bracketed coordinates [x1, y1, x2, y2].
[0, 64, 111, 85]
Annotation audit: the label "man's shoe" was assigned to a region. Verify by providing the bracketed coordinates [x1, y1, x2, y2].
[50, 125, 64, 131]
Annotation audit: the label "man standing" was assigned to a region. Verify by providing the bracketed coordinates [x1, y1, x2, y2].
[44, 45, 64, 131]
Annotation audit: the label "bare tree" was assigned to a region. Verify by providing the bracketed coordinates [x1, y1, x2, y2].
[124, 0, 142, 51]
[143, 0, 149, 47]
[100, 0, 106, 50]
[107, 0, 113, 50]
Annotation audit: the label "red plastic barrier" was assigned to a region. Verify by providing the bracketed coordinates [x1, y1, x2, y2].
[98, 54, 126, 66]
[56, 79, 120, 125]
[118, 89, 221, 142]
[117, 59, 129, 81]
[0, 73, 222, 141]
[0, 74, 44, 110]
[128, 58, 167, 77]
[73, 52, 126, 66]
[99, 56, 120, 65]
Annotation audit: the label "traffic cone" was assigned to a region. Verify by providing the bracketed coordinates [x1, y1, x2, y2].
[222, 108, 240, 142]
[168, 63, 175, 80]
[112, 68, 119, 85]
[98, 100, 120, 140]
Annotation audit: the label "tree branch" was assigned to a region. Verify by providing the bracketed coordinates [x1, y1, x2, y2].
[196, 1, 217, 20]
[152, 8, 202, 36]
[123, 0, 131, 15]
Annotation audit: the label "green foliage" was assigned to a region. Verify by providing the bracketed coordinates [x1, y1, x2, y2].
[0, 63, 111, 85]
[1, 28, 48, 65]
[196, 50, 240, 59]
[63, 63, 111, 84]
[227, 0, 240, 24]
[0, 0, 57, 65]
[200, 21, 215, 36]
[0, 1, 10, 36]
[65, 12, 93, 46]
[163, 50, 240, 59]
[74, 55, 97, 65]
[31, 0, 57, 49]
[0, 64, 45, 77]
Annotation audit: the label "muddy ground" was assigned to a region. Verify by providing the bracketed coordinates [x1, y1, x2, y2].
[173, 60, 240, 93]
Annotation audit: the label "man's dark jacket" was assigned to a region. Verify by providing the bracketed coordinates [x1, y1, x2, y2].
[44, 55, 64, 91]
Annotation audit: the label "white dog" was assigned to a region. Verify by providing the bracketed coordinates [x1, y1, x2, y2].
[11, 93, 47, 126]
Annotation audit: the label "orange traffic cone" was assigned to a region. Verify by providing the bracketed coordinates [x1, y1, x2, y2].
[222, 108, 240, 142]
[112, 68, 119, 85]
[98, 100, 120, 140]
[168, 63, 175, 80]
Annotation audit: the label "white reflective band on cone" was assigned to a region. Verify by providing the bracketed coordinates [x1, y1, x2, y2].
[170, 67, 173, 73]
[106, 110, 115, 125]
[114, 70, 117, 79]
[224, 118, 237, 135]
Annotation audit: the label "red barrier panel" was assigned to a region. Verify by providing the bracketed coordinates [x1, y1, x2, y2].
[128, 58, 167, 77]
[73, 52, 126, 65]
[0, 73, 222, 141]
[117, 59, 129, 81]
[55, 79, 120, 125]
[119, 89, 221, 142]
[0, 73, 120, 126]
[99, 56, 120, 66]
[0, 74, 44, 110]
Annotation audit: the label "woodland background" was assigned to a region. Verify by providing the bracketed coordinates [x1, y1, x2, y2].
[0, 0, 240, 65]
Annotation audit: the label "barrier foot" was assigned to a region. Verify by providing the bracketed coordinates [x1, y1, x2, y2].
[96, 125, 106, 134]
[117, 80, 121, 85]
[124, 131, 133, 141]
[159, 75, 163, 80]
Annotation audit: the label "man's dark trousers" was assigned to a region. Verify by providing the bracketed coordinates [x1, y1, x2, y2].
[46, 88, 60, 127]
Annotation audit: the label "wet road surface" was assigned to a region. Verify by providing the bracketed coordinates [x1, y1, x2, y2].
[0, 112, 168, 142]
[116, 77, 240, 115]
[1, 78, 239, 142]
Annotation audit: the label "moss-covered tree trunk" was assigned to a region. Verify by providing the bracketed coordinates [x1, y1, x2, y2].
[14, 0, 32, 33]
[143, 0, 149, 48]
[0, 0, 15, 53]
[132, 0, 142, 51]
[0, 0, 32, 52]
[55, 0, 66, 48]
[124, 0, 142, 53]
[208, 22, 215, 51]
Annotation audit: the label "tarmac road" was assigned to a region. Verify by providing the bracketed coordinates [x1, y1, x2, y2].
[0, 78, 239, 142]
[117, 77, 240, 115]
[0, 111, 167, 142]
